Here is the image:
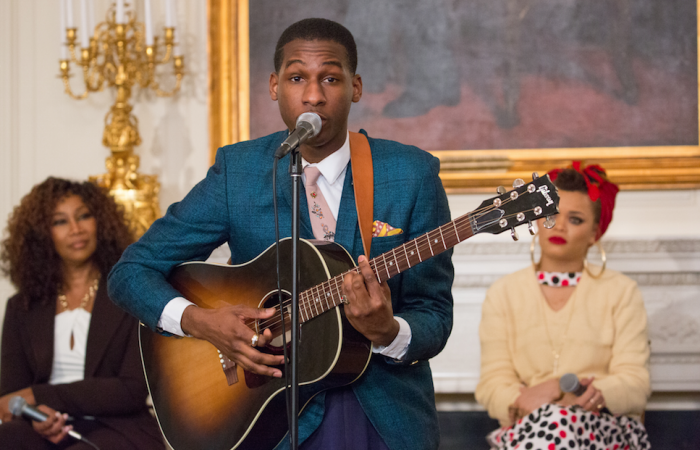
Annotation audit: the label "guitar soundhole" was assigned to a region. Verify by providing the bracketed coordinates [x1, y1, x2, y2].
[260, 290, 295, 351]
[245, 291, 293, 388]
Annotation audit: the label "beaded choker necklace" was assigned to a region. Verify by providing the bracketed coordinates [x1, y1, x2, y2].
[536, 271, 582, 287]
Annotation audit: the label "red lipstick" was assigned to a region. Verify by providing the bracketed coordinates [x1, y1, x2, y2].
[548, 236, 567, 245]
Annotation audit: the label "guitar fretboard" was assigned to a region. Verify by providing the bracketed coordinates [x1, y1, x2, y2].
[296, 212, 475, 324]
[249, 175, 558, 338]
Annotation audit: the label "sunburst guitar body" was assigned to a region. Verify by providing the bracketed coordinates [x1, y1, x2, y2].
[139, 174, 560, 450]
[140, 240, 371, 450]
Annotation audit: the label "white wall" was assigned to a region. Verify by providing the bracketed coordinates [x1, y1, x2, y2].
[0, 0, 210, 327]
[2, 0, 699, 411]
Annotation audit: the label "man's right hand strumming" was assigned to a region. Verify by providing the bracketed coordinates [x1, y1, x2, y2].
[181, 305, 285, 378]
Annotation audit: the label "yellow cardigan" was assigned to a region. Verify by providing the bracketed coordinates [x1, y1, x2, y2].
[475, 266, 650, 426]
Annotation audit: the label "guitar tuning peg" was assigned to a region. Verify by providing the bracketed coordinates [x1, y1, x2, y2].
[527, 221, 535, 235]
[544, 216, 556, 229]
[512, 178, 525, 188]
[511, 228, 519, 241]
[532, 172, 539, 180]
[497, 186, 507, 195]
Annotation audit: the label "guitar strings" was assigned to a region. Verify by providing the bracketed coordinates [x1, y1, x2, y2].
[244, 211, 476, 331]
[245, 189, 547, 331]
[246, 194, 544, 332]
[250, 206, 542, 333]
[248, 200, 543, 332]
[248, 210, 541, 334]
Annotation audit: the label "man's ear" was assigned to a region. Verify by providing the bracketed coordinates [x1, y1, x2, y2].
[269, 72, 279, 101]
[352, 74, 363, 103]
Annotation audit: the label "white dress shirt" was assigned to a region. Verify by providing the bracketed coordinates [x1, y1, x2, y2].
[158, 132, 412, 359]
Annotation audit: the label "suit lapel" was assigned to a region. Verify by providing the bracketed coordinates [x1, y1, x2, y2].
[84, 285, 124, 377]
[26, 302, 56, 381]
[334, 164, 359, 257]
[275, 153, 314, 239]
[276, 153, 293, 211]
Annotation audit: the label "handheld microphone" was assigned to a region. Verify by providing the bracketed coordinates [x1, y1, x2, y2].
[273, 112, 323, 159]
[9, 396, 84, 442]
[559, 373, 587, 396]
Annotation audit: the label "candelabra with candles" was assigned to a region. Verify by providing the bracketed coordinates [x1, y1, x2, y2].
[58, 0, 184, 238]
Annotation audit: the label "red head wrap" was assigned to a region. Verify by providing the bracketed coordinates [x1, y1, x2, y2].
[546, 161, 619, 240]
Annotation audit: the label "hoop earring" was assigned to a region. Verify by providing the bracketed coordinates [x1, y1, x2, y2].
[530, 235, 541, 270]
[584, 241, 607, 279]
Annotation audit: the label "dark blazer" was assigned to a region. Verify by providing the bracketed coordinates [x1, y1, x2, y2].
[109, 130, 455, 450]
[1, 283, 163, 449]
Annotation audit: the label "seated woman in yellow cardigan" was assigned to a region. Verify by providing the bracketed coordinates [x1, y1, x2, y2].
[475, 163, 650, 450]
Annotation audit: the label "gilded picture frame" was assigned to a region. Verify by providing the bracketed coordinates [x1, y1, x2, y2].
[208, 0, 700, 193]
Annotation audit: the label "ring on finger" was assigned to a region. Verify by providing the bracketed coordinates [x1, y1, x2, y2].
[251, 333, 259, 347]
[597, 404, 604, 409]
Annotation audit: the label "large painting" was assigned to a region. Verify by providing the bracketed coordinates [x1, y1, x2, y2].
[209, 0, 700, 191]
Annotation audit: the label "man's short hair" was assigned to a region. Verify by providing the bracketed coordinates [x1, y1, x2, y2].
[274, 18, 358, 74]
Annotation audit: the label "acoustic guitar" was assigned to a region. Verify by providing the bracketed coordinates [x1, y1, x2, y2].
[139, 174, 559, 450]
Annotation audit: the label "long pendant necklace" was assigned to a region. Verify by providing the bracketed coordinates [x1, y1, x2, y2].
[540, 290, 577, 376]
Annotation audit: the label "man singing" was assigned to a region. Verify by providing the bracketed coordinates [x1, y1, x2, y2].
[109, 18, 454, 450]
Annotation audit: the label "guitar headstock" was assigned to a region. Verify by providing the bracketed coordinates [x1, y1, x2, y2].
[471, 173, 560, 240]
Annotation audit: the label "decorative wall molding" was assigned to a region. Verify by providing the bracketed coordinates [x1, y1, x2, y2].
[650, 355, 700, 364]
[604, 240, 700, 254]
[435, 392, 700, 412]
[453, 239, 700, 256]
[629, 272, 700, 286]
[453, 272, 700, 288]
[453, 274, 501, 288]
[649, 310, 700, 347]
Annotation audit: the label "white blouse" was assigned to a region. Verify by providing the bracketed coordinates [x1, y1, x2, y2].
[49, 308, 91, 385]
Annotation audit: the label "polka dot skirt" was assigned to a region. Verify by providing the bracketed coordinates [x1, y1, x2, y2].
[487, 404, 650, 450]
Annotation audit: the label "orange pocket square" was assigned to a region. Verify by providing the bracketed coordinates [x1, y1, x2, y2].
[372, 220, 403, 237]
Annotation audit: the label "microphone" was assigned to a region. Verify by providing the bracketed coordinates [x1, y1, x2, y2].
[273, 112, 323, 159]
[559, 373, 611, 415]
[559, 373, 587, 396]
[9, 396, 84, 442]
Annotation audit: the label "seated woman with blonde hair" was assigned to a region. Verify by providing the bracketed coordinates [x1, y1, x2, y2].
[0, 177, 164, 449]
[476, 163, 650, 450]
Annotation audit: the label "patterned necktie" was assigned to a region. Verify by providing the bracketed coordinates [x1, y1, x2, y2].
[304, 166, 336, 241]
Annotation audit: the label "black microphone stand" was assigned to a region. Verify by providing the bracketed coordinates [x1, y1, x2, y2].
[275, 116, 320, 450]
[288, 145, 302, 450]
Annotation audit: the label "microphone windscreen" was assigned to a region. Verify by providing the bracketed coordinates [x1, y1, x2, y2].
[9, 396, 49, 422]
[9, 396, 27, 416]
[296, 112, 322, 137]
[559, 373, 587, 396]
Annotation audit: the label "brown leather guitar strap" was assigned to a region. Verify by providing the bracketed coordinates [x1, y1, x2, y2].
[349, 131, 374, 257]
